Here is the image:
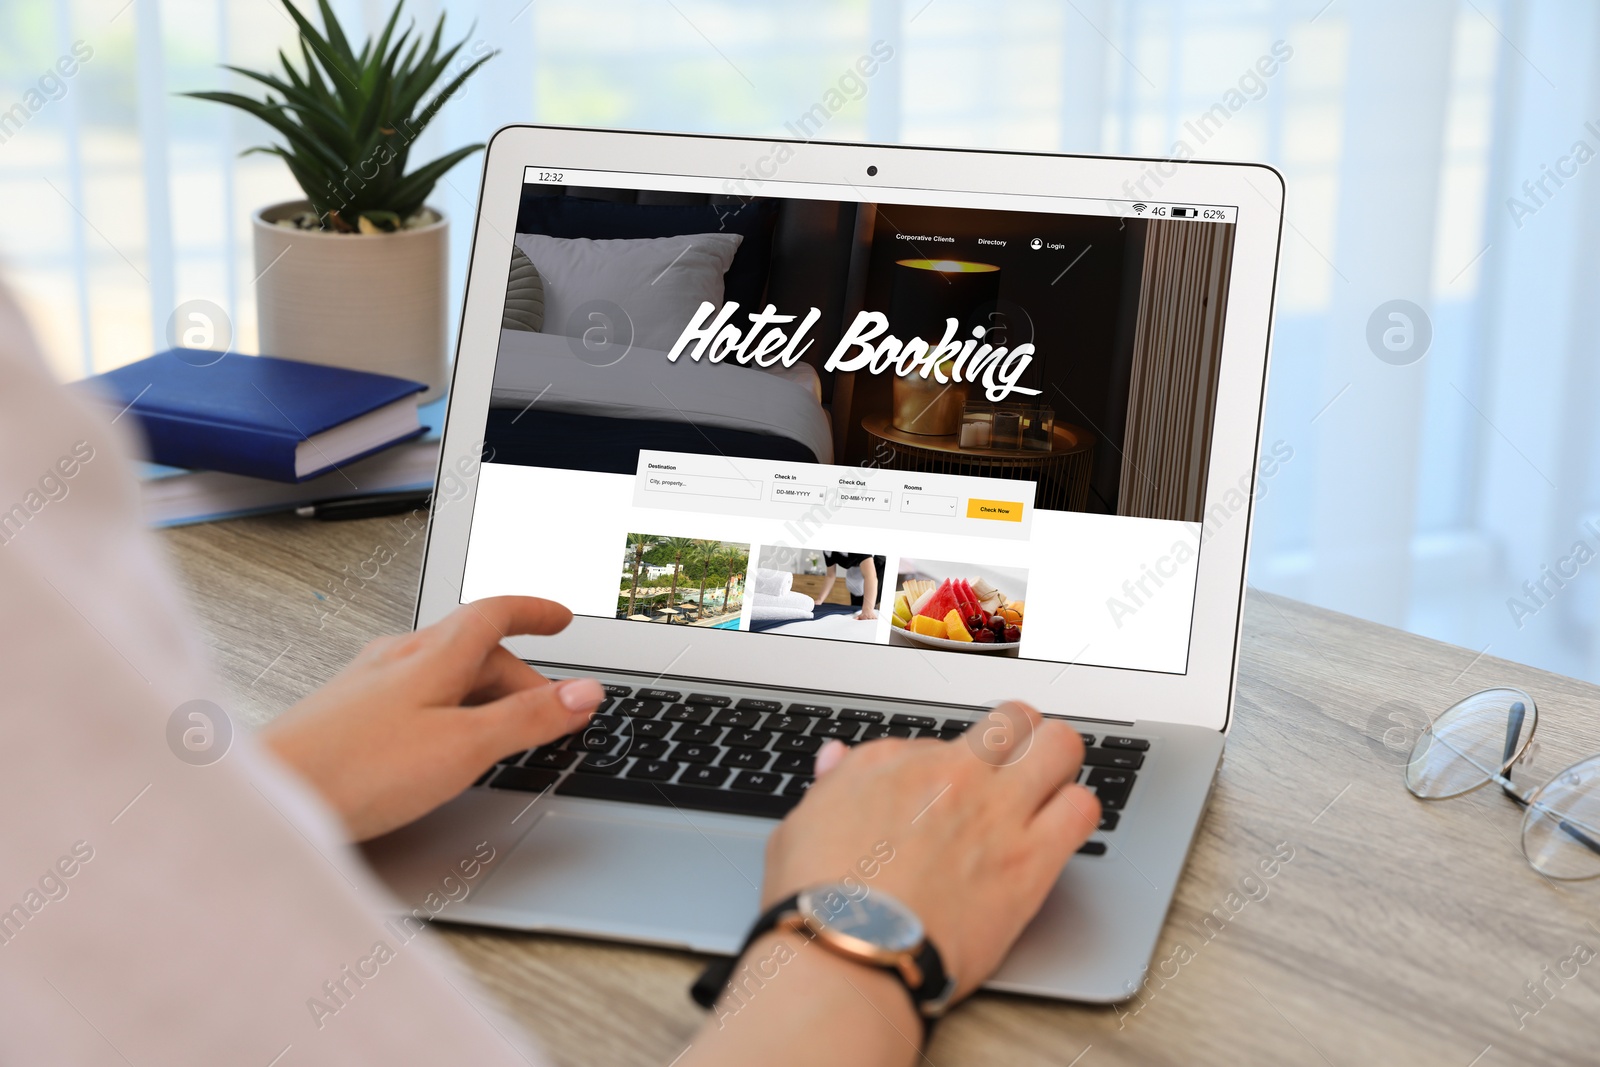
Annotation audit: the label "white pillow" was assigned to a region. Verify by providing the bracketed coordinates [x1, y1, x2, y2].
[514, 232, 743, 354]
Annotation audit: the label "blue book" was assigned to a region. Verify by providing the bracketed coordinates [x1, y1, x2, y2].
[82, 350, 428, 483]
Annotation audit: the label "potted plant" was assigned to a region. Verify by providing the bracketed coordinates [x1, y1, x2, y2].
[187, 0, 494, 395]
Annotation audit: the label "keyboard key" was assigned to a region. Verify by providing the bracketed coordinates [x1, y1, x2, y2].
[624, 738, 670, 760]
[1090, 784, 1132, 807]
[886, 725, 914, 738]
[663, 703, 712, 724]
[860, 724, 892, 742]
[490, 766, 559, 793]
[787, 703, 833, 716]
[941, 719, 973, 733]
[602, 683, 633, 698]
[1102, 736, 1150, 751]
[783, 776, 815, 797]
[1079, 734, 1096, 747]
[686, 693, 732, 707]
[525, 748, 577, 770]
[1077, 841, 1108, 856]
[1099, 812, 1120, 832]
[731, 771, 782, 793]
[1083, 748, 1144, 770]
[575, 754, 627, 775]
[811, 719, 860, 741]
[627, 759, 680, 782]
[681, 765, 731, 788]
[670, 742, 720, 764]
[774, 734, 823, 755]
[588, 713, 623, 733]
[673, 723, 723, 744]
[936, 729, 965, 742]
[721, 748, 772, 771]
[578, 731, 617, 753]
[762, 713, 808, 734]
[616, 699, 664, 718]
[736, 698, 783, 713]
[1087, 768, 1136, 788]
[839, 709, 885, 723]
[890, 713, 938, 729]
[637, 689, 682, 702]
[772, 752, 812, 775]
[711, 708, 763, 728]
[557, 773, 796, 818]
[496, 750, 529, 766]
[629, 719, 673, 739]
[724, 729, 774, 750]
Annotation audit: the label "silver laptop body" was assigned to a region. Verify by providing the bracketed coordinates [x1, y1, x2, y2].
[365, 126, 1282, 1002]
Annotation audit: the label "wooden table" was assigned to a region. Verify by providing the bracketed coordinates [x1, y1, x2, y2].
[162, 513, 1600, 1067]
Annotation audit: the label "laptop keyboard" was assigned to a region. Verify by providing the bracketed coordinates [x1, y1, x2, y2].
[474, 683, 1145, 853]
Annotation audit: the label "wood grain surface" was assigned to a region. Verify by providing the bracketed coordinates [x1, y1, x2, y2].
[161, 513, 1600, 1067]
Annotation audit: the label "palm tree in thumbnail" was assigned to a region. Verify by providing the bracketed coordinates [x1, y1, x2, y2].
[625, 533, 655, 618]
[693, 540, 723, 614]
[720, 546, 746, 615]
[659, 536, 698, 612]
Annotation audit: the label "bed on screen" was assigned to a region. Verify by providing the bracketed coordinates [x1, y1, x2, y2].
[481, 188, 865, 474]
[486, 329, 833, 472]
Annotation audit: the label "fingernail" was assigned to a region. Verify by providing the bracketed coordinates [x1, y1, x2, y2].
[815, 739, 846, 776]
[559, 677, 603, 713]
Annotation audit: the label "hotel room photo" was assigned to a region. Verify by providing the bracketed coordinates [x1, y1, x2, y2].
[747, 544, 891, 644]
[483, 183, 1237, 525]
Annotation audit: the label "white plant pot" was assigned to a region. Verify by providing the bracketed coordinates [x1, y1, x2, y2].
[253, 200, 448, 396]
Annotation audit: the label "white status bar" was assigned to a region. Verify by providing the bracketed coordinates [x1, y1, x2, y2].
[522, 166, 1238, 225]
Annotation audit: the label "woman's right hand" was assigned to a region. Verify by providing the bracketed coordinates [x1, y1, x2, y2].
[761, 703, 1099, 1002]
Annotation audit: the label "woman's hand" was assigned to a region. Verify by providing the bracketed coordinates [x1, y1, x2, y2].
[763, 703, 1099, 1001]
[261, 596, 602, 842]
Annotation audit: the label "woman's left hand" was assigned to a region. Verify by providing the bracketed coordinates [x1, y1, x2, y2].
[261, 596, 602, 841]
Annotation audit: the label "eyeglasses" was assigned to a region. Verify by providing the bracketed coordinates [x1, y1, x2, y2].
[1404, 687, 1600, 880]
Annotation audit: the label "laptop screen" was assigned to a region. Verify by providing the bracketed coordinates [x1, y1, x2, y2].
[459, 165, 1243, 677]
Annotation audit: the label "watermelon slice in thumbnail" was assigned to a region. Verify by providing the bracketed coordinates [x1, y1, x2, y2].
[916, 579, 962, 622]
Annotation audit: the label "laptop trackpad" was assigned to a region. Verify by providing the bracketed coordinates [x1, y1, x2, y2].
[466, 800, 769, 953]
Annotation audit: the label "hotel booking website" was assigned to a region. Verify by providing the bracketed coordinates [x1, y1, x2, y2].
[460, 173, 1240, 675]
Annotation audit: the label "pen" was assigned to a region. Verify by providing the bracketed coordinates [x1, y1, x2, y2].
[295, 490, 433, 521]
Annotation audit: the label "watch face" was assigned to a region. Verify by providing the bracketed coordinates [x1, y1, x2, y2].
[798, 885, 923, 954]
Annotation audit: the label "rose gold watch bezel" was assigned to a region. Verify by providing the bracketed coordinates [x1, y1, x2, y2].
[787, 888, 928, 989]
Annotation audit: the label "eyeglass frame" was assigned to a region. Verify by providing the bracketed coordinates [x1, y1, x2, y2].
[1404, 688, 1600, 875]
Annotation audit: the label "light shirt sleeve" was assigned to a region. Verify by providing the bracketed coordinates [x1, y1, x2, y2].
[0, 288, 547, 1066]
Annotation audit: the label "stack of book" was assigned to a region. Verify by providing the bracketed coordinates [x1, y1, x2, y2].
[80, 350, 449, 526]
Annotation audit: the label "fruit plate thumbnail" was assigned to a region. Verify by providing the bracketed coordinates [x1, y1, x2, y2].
[892, 628, 1020, 654]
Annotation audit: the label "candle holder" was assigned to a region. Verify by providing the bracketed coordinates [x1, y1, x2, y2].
[958, 404, 993, 449]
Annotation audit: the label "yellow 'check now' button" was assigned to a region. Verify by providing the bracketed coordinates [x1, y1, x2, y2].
[966, 498, 1023, 522]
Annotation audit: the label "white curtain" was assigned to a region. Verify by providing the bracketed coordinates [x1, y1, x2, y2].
[4, 0, 1597, 685]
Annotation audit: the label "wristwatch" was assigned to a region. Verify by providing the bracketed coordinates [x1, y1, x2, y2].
[691, 884, 957, 1038]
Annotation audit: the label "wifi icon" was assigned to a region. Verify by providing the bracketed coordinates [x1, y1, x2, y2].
[1132, 203, 1148, 215]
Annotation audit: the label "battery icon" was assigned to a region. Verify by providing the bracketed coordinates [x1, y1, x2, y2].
[1170, 207, 1198, 218]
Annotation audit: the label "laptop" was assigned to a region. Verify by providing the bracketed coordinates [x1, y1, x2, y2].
[363, 125, 1283, 1003]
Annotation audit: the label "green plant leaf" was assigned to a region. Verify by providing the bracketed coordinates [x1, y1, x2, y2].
[384, 143, 484, 217]
[190, 0, 495, 231]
